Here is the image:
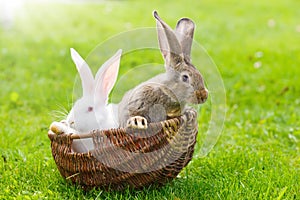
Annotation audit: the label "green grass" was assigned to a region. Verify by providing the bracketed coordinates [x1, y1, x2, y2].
[1, 0, 300, 199]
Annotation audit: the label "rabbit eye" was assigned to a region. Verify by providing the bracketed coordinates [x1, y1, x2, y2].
[182, 74, 189, 83]
[88, 107, 93, 112]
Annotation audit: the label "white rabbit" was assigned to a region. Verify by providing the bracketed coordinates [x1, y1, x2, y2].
[50, 48, 122, 153]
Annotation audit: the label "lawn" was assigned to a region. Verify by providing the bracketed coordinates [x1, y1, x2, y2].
[0, 0, 299, 199]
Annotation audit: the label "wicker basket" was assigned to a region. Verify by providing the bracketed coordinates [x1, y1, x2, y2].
[48, 108, 198, 190]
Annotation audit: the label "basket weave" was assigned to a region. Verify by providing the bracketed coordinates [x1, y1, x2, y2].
[48, 108, 198, 190]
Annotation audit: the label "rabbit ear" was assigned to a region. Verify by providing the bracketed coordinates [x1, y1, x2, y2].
[175, 18, 195, 62]
[94, 49, 122, 106]
[70, 48, 94, 96]
[153, 11, 184, 68]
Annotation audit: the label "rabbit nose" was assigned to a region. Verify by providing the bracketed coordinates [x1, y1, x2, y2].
[196, 88, 208, 104]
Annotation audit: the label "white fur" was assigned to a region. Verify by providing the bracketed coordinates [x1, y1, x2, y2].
[65, 48, 122, 153]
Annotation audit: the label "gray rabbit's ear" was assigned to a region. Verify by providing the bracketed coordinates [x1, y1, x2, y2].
[70, 48, 94, 97]
[175, 18, 195, 62]
[94, 49, 122, 106]
[153, 11, 184, 69]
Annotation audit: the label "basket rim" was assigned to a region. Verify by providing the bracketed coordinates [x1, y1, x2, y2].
[48, 113, 186, 140]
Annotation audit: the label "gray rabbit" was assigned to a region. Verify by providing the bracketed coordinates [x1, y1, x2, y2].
[118, 11, 208, 129]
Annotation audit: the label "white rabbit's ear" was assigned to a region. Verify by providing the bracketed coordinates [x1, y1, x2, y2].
[94, 49, 122, 106]
[175, 18, 195, 62]
[153, 11, 184, 69]
[70, 48, 94, 96]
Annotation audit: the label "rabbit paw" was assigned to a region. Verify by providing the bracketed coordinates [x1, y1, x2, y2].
[127, 116, 148, 129]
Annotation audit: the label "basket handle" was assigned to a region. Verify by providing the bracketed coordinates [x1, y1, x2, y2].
[48, 129, 94, 140]
[70, 132, 94, 139]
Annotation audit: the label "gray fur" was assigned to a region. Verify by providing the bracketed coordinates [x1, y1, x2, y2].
[118, 11, 208, 128]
